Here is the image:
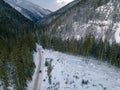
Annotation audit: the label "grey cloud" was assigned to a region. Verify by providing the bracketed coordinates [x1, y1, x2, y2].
[27, 0, 72, 11]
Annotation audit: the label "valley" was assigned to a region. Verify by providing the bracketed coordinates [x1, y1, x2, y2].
[0, 0, 120, 90]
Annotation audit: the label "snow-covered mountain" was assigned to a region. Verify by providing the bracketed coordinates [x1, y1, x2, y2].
[38, 0, 80, 25]
[38, 0, 120, 44]
[4, 0, 52, 22]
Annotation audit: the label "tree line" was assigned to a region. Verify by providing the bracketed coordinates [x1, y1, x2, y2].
[40, 33, 120, 67]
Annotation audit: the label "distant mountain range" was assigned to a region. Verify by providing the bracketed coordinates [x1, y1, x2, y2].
[4, 0, 52, 22]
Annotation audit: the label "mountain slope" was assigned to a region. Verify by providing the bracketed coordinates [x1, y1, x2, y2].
[0, 0, 35, 89]
[0, 0, 34, 38]
[38, 0, 120, 44]
[37, 0, 80, 25]
[38, 0, 120, 69]
[4, 0, 52, 22]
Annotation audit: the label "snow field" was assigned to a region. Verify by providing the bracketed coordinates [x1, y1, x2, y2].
[41, 49, 120, 90]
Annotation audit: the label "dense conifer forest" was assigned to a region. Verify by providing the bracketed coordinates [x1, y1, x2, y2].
[0, 0, 36, 89]
[39, 32, 120, 67]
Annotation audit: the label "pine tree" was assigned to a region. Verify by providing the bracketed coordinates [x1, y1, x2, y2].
[96, 38, 105, 61]
[108, 42, 118, 65]
[82, 35, 93, 59]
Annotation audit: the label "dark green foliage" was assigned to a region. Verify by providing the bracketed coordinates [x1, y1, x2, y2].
[0, 0, 36, 89]
[108, 42, 119, 65]
[40, 33, 51, 48]
[45, 61, 49, 66]
[80, 0, 87, 3]
[39, 32, 120, 67]
[45, 60, 52, 84]
[82, 35, 93, 57]
[96, 38, 105, 60]
[96, 0, 109, 6]
[0, 33, 35, 90]
[0, 0, 34, 38]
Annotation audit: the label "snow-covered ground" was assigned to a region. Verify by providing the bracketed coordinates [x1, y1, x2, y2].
[41, 49, 120, 90]
[1, 45, 120, 90]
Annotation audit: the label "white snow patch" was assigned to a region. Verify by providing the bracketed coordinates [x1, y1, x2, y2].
[114, 23, 120, 43]
[96, 1, 114, 19]
[75, 35, 81, 40]
[41, 50, 120, 90]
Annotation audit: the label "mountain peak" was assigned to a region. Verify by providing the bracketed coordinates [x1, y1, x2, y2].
[4, 0, 52, 22]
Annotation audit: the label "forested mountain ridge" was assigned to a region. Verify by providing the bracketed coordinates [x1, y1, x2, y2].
[0, 0, 34, 38]
[38, 0, 120, 67]
[4, 0, 52, 22]
[0, 0, 36, 89]
[38, 0, 120, 43]
[37, 0, 80, 25]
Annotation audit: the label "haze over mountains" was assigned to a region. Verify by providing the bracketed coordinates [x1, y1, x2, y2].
[4, 0, 52, 22]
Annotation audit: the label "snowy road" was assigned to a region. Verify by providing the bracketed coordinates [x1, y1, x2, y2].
[27, 44, 44, 90]
[33, 44, 43, 90]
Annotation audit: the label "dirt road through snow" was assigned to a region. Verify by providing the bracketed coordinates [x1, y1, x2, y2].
[33, 44, 44, 90]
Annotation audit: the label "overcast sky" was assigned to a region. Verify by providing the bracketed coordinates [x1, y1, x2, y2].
[27, 0, 74, 11]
